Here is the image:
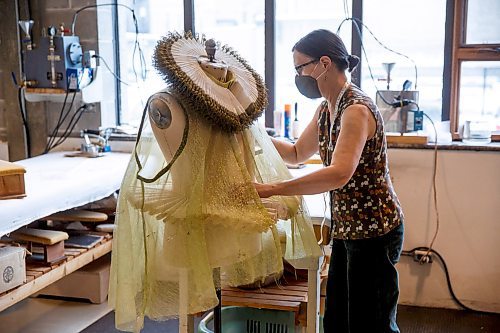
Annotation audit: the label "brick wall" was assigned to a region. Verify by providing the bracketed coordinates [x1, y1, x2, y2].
[0, 0, 107, 159]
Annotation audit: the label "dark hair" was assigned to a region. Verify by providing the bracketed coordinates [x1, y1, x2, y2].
[292, 29, 360, 73]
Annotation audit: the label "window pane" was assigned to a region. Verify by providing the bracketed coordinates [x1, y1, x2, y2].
[459, 61, 500, 132]
[466, 0, 500, 44]
[276, 1, 351, 132]
[194, 1, 265, 78]
[362, 0, 446, 124]
[118, 0, 184, 126]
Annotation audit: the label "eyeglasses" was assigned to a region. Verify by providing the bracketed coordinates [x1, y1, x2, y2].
[294, 59, 318, 75]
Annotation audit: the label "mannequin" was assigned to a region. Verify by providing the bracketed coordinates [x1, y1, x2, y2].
[147, 55, 263, 269]
[109, 34, 321, 332]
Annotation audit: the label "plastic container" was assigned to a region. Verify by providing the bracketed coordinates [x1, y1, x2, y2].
[198, 306, 296, 333]
[292, 102, 300, 139]
[462, 120, 492, 144]
[284, 104, 292, 139]
[273, 110, 283, 137]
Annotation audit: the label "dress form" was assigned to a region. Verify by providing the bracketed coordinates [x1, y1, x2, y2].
[110, 34, 322, 332]
[148, 58, 262, 269]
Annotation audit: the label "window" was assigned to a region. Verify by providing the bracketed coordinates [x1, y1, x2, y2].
[117, 0, 184, 126]
[450, 0, 500, 138]
[194, 0, 265, 78]
[275, 0, 351, 130]
[113, 0, 499, 143]
[360, 0, 447, 125]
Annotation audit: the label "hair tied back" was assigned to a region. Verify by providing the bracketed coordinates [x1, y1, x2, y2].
[347, 54, 360, 72]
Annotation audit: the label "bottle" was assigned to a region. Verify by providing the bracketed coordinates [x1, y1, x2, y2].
[284, 104, 292, 139]
[273, 109, 283, 137]
[462, 119, 492, 144]
[292, 102, 300, 139]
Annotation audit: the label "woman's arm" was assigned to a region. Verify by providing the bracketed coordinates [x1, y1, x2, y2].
[270, 103, 323, 165]
[255, 104, 374, 197]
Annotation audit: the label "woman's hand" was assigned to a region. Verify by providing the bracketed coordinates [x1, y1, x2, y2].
[254, 182, 277, 198]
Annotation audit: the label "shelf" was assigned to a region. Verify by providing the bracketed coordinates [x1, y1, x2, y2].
[0, 235, 112, 312]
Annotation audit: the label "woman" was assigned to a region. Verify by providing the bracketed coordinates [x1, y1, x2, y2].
[255, 29, 404, 333]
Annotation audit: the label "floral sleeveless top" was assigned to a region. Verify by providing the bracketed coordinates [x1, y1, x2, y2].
[318, 84, 404, 240]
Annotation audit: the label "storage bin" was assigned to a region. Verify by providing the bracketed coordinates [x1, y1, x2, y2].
[0, 246, 26, 294]
[198, 306, 296, 333]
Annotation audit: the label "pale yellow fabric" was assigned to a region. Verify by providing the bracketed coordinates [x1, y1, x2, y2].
[109, 93, 321, 332]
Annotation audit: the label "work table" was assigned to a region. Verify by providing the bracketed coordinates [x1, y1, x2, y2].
[0, 151, 130, 238]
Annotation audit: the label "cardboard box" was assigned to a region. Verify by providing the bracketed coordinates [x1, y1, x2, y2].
[0, 160, 26, 199]
[0, 247, 26, 294]
[35, 254, 110, 303]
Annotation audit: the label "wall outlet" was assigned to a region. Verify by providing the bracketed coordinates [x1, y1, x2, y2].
[413, 250, 433, 264]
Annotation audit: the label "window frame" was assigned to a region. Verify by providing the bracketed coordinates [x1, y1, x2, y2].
[449, 0, 500, 140]
[113, 0, 500, 143]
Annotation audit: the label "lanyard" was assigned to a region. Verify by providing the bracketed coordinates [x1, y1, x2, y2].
[328, 81, 350, 151]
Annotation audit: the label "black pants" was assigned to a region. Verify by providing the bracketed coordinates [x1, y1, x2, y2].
[323, 223, 404, 333]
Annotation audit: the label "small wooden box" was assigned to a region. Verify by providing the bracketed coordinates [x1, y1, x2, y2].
[0, 160, 26, 199]
[0, 246, 27, 294]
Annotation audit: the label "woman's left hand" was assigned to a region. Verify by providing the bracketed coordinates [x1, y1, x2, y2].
[254, 182, 276, 198]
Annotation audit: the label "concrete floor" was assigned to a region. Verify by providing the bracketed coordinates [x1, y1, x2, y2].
[82, 305, 500, 333]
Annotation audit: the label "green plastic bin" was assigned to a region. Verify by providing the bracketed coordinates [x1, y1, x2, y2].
[198, 306, 296, 333]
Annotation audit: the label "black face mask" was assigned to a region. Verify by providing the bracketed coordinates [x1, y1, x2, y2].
[294, 63, 327, 99]
[295, 75, 322, 99]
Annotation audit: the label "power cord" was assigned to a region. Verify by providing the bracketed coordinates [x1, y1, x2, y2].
[342, 0, 350, 19]
[336, 17, 419, 112]
[335, 14, 495, 318]
[71, 3, 147, 82]
[93, 54, 130, 86]
[337, 18, 400, 108]
[336, 17, 418, 89]
[45, 89, 77, 153]
[44, 76, 83, 154]
[401, 247, 497, 315]
[17, 87, 31, 158]
[421, 109, 440, 262]
[11, 72, 32, 157]
[45, 104, 91, 152]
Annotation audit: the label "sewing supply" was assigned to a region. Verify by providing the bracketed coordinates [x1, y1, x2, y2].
[284, 104, 292, 138]
[293, 102, 300, 139]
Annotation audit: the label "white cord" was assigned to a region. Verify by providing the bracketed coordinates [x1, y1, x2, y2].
[317, 191, 329, 246]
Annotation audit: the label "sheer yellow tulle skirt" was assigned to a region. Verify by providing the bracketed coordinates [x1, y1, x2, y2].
[109, 107, 321, 332]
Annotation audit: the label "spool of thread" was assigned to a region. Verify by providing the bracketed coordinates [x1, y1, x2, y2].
[284, 104, 292, 138]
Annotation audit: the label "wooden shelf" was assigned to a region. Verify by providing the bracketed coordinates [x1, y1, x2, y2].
[0, 235, 112, 312]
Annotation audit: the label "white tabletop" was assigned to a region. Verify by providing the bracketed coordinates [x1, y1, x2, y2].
[0, 152, 131, 238]
[289, 164, 331, 225]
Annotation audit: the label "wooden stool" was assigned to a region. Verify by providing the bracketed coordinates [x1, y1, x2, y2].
[222, 272, 308, 325]
[42, 209, 108, 223]
[10, 228, 68, 265]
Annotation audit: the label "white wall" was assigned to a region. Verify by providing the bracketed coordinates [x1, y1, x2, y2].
[388, 148, 500, 312]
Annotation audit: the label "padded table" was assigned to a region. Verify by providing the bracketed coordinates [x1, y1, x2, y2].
[0, 151, 130, 238]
